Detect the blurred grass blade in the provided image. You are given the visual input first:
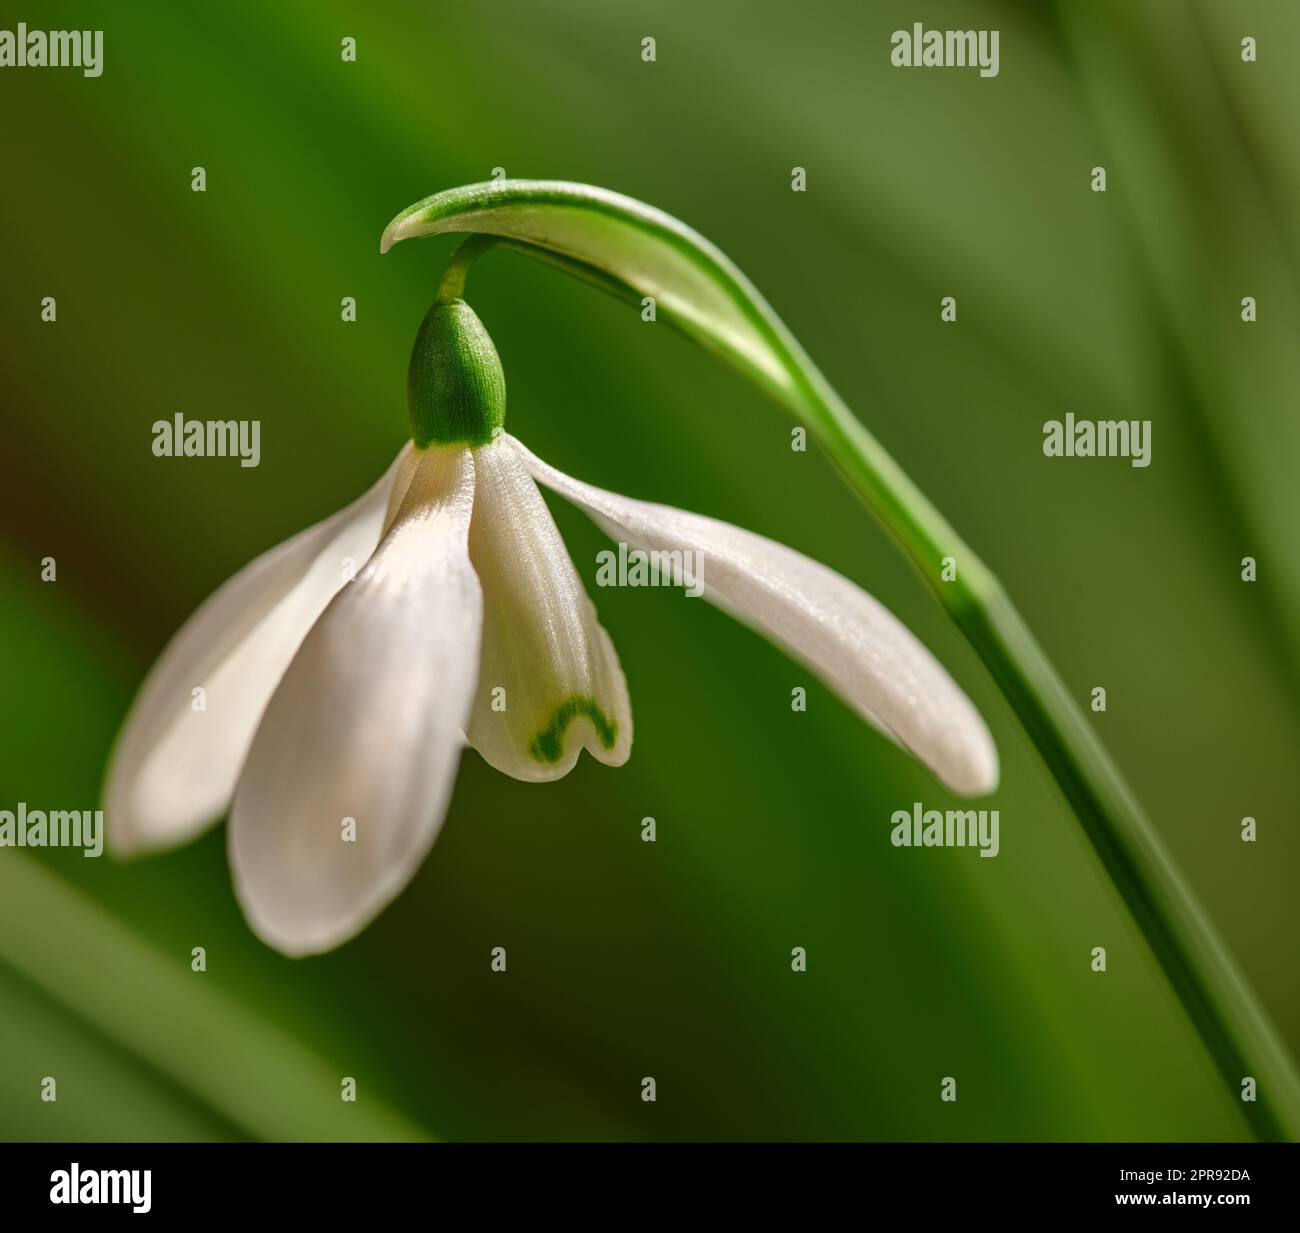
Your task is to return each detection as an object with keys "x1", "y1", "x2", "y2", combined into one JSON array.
[
  {"x1": 0, "y1": 854, "x2": 432, "y2": 1142},
  {"x1": 384, "y1": 179, "x2": 1300, "y2": 1140}
]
